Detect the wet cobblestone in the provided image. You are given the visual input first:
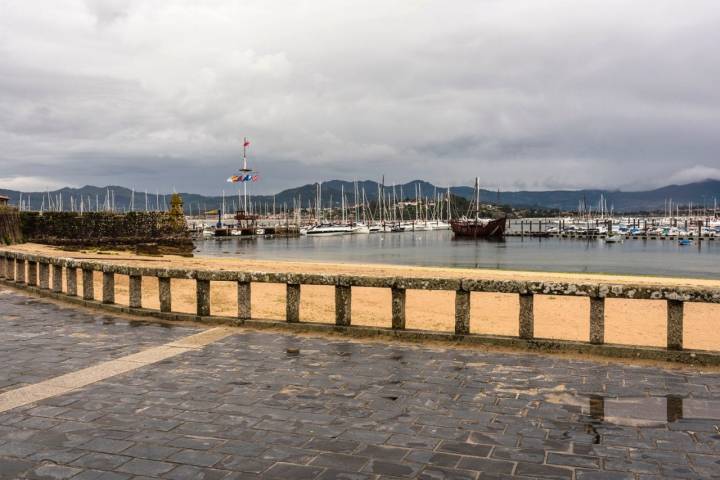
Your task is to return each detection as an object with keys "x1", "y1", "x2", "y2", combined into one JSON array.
[
  {"x1": 0, "y1": 289, "x2": 198, "y2": 394},
  {"x1": 1, "y1": 289, "x2": 720, "y2": 478}
]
